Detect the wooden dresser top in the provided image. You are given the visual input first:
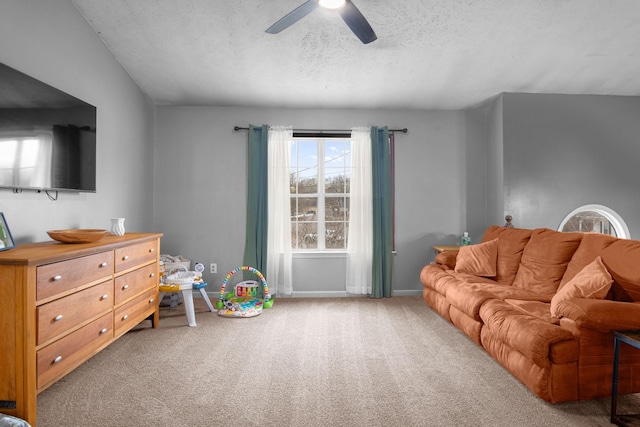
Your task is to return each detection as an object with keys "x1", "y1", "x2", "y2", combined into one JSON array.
[{"x1": 0, "y1": 232, "x2": 163, "y2": 266}]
